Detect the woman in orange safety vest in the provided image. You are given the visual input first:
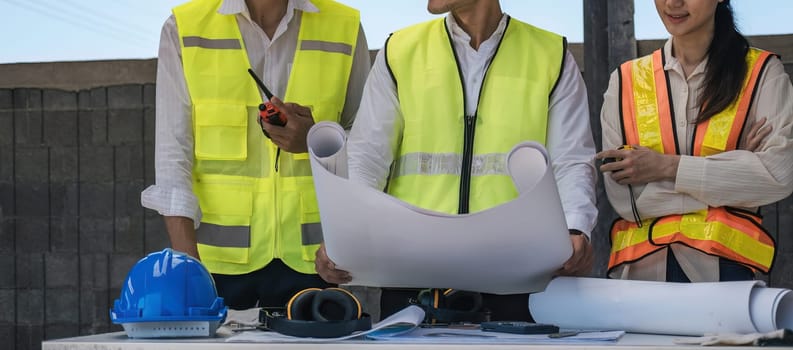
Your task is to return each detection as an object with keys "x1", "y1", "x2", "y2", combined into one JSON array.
[{"x1": 596, "y1": 0, "x2": 793, "y2": 282}]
